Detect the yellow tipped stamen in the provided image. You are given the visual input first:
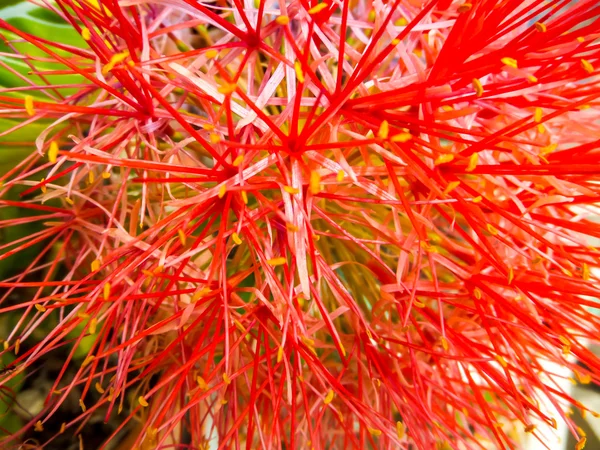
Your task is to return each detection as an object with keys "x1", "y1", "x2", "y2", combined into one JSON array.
[
  {"x1": 177, "y1": 229, "x2": 187, "y2": 246},
  {"x1": 395, "y1": 17, "x2": 408, "y2": 26},
  {"x1": 275, "y1": 15, "x2": 290, "y2": 25},
  {"x1": 391, "y1": 133, "x2": 412, "y2": 143},
  {"x1": 444, "y1": 181, "x2": 460, "y2": 194},
  {"x1": 95, "y1": 382, "x2": 105, "y2": 394},
  {"x1": 3, "y1": 341, "x2": 8, "y2": 351},
  {"x1": 91, "y1": 259, "x2": 100, "y2": 272},
  {"x1": 232, "y1": 232, "x2": 242, "y2": 245},
  {"x1": 294, "y1": 61, "x2": 305, "y2": 83},
  {"x1": 495, "y1": 355, "x2": 508, "y2": 368},
  {"x1": 65, "y1": 197, "x2": 74, "y2": 206},
  {"x1": 583, "y1": 263, "x2": 590, "y2": 281},
  {"x1": 82, "y1": 355, "x2": 95, "y2": 367},
  {"x1": 88, "y1": 171, "x2": 95, "y2": 184},
  {"x1": 581, "y1": 59, "x2": 594, "y2": 74},
  {"x1": 377, "y1": 120, "x2": 389, "y2": 139},
  {"x1": 441, "y1": 336, "x2": 449, "y2": 351},
  {"x1": 14, "y1": 339, "x2": 20, "y2": 355},
  {"x1": 336, "y1": 170, "x2": 345, "y2": 182},
  {"x1": 81, "y1": 27, "x2": 91, "y2": 40},
  {"x1": 534, "y1": 107, "x2": 543, "y2": 123},
  {"x1": 217, "y1": 83, "x2": 236, "y2": 95},
  {"x1": 89, "y1": 318, "x2": 98, "y2": 334},
  {"x1": 466, "y1": 153, "x2": 478, "y2": 172},
  {"x1": 284, "y1": 185, "x2": 299, "y2": 194},
  {"x1": 232, "y1": 154, "x2": 244, "y2": 167},
  {"x1": 508, "y1": 267, "x2": 514, "y2": 284},
  {"x1": 48, "y1": 141, "x2": 59, "y2": 163},
  {"x1": 102, "y1": 51, "x2": 129, "y2": 75},
  {"x1": 527, "y1": 74, "x2": 538, "y2": 83},
  {"x1": 534, "y1": 22, "x2": 547, "y2": 32},
  {"x1": 103, "y1": 282, "x2": 111, "y2": 300},
  {"x1": 391, "y1": 38, "x2": 400, "y2": 46},
  {"x1": 286, "y1": 222, "x2": 299, "y2": 232},
  {"x1": 34, "y1": 421, "x2": 44, "y2": 432},
  {"x1": 24, "y1": 95, "x2": 35, "y2": 116},
  {"x1": 205, "y1": 49, "x2": 218, "y2": 59},
  {"x1": 310, "y1": 171, "x2": 321, "y2": 194},
  {"x1": 525, "y1": 424, "x2": 536, "y2": 433},
  {"x1": 308, "y1": 3, "x2": 328, "y2": 14},
  {"x1": 540, "y1": 143, "x2": 557, "y2": 155},
  {"x1": 486, "y1": 224, "x2": 498, "y2": 235},
  {"x1": 277, "y1": 346, "x2": 284, "y2": 363},
  {"x1": 209, "y1": 133, "x2": 221, "y2": 144},
  {"x1": 474, "y1": 288, "x2": 482, "y2": 299},
  {"x1": 435, "y1": 154, "x2": 454, "y2": 165},
  {"x1": 324, "y1": 389, "x2": 334, "y2": 404},
  {"x1": 576, "y1": 437, "x2": 586, "y2": 450},
  {"x1": 139, "y1": 396, "x2": 149, "y2": 407},
  {"x1": 218, "y1": 184, "x2": 227, "y2": 198},
  {"x1": 59, "y1": 422, "x2": 66, "y2": 434},
  {"x1": 197, "y1": 376, "x2": 208, "y2": 390},
  {"x1": 223, "y1": 373, "x2": 231, "y2": 385},
  {"x1": 396, "y1": 421, "x2": 405, "y2": 439},
  {"x1": 267, "y1": 257, "x2": 286, "y2": 266},
  {"x1": 501, "y1": 57, "x2": 518, "y2": 69},
  {"x1": 457, "y1": 3, "x2": 472, "y2": 13},
  {"x1": 241, "y1": 190, "x2": 248, "y2": 204},
  {"x1": 101, "y1": 171, "x2": 111, "y2": 179},
  {"x1": 472, "y1": 78, "x2": 484, "y2": 97},
  {"x1": 79, "y1": 398, "x2": 86, "y2": 412},
  {"x1": 35, "y1": 304, "x2": 46, "y2": 313},
  {"x1": 577, "y1": 36, "x2": 585, "y2": 43},
  {"x1": 368, "y1": 427, "x2": 382, "y2": 437}
]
